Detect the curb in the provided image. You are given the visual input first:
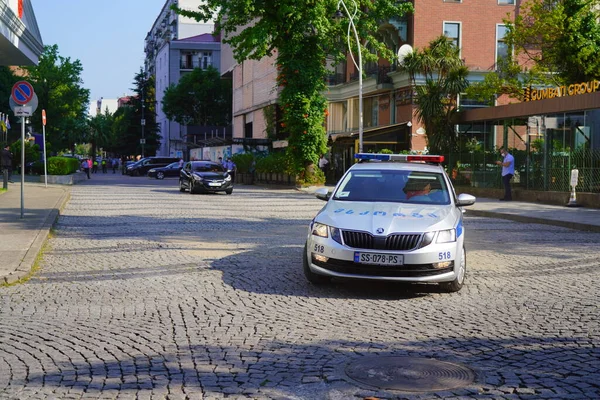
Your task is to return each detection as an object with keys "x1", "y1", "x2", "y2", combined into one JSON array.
[
  {"x1": 466, "y1": 209, "x2": 600, "y2": 233},
  {"x1": 2, "y1": 188, "x2": 71, "y2": 284}
]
